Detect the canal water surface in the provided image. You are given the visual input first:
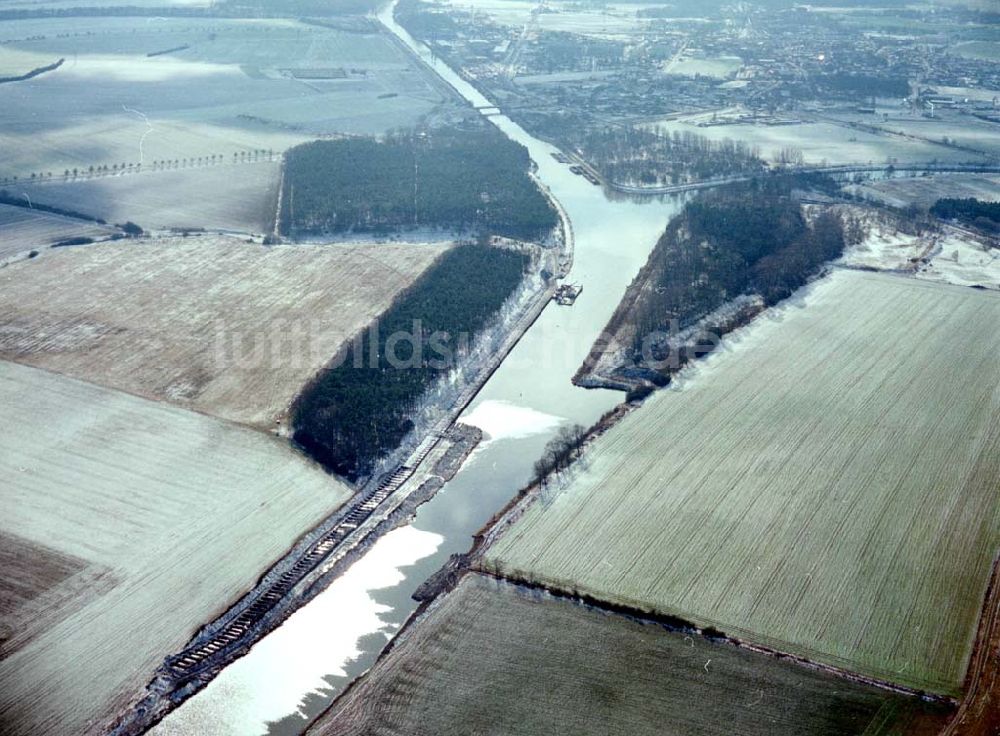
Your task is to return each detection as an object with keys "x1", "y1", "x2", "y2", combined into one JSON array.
[{"x1": 151, "y1": 5, "x2": 682, "y2": 734}]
